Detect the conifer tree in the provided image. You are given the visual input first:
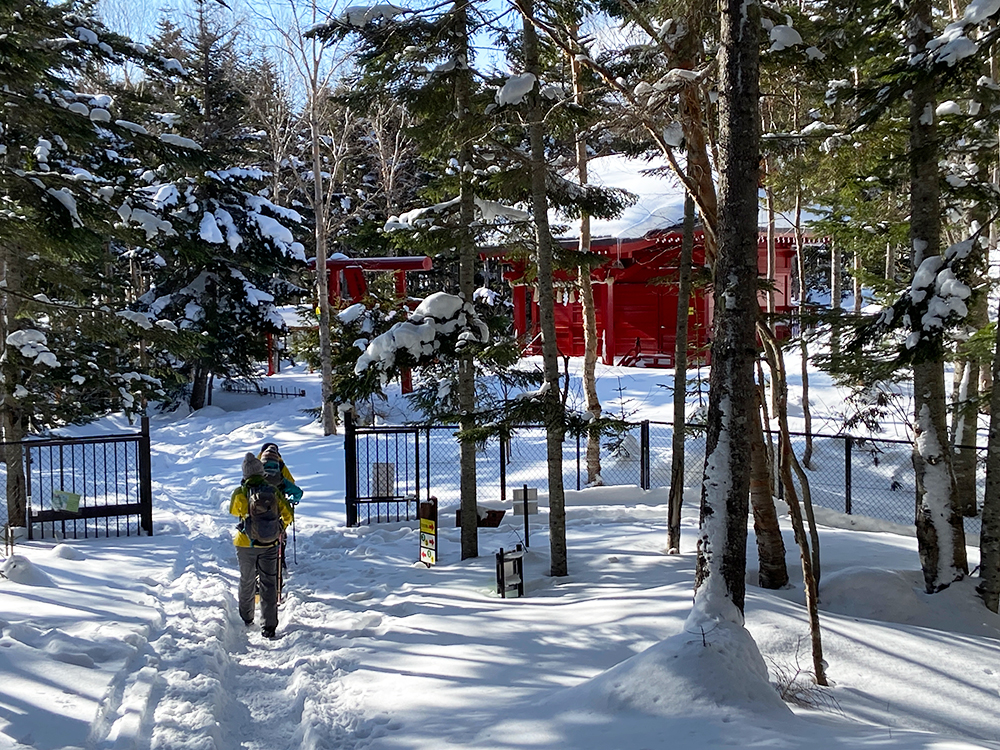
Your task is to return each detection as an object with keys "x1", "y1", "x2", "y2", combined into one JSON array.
[
  {"x1": 132, "y1": 2, "x2": 307, "y2": 410},
  {"x1": 0, "y1": 0, "x2": 209, "y2": 523}
]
